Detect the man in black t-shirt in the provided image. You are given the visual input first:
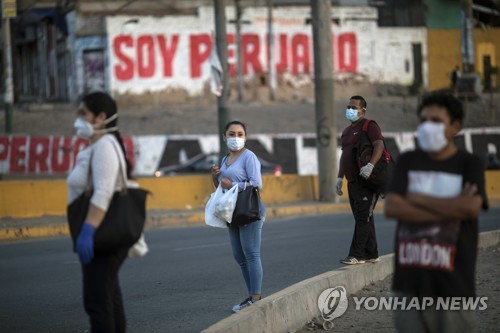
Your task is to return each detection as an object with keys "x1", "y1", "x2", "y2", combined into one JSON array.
[
  {"x1": 336, "y1": 95, "x2": 385, "y2": 265},
  {"x1": 385, "y1": 91, "x2": 489, "y2": 332}
]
